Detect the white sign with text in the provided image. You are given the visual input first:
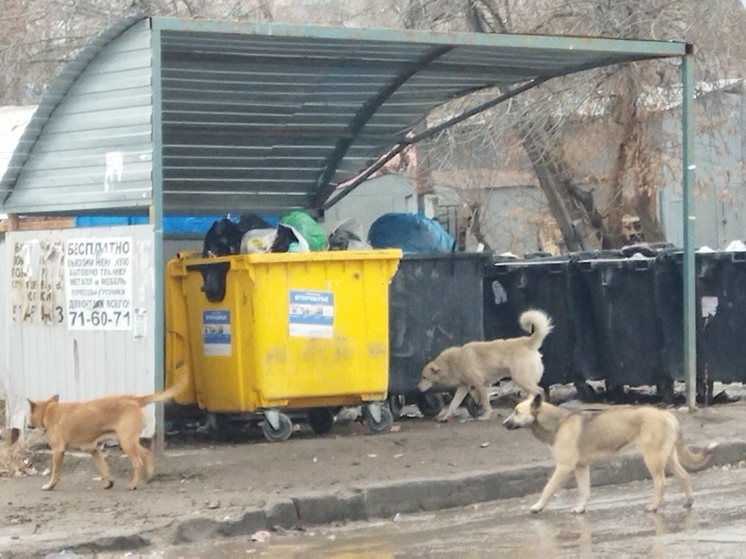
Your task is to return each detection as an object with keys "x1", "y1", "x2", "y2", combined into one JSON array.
[{"x1": 64, "y1": 237, "x2": 133, "y2": 330}]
